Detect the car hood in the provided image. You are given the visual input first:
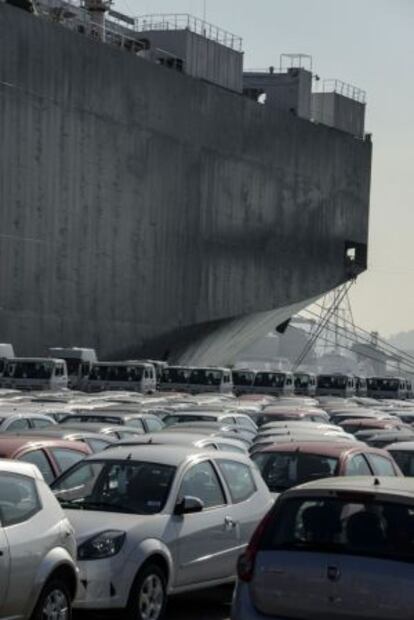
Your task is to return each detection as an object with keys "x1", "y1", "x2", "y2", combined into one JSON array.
[{"x1": 64, "y1": 508, "x2": 159, "y2": 544}]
